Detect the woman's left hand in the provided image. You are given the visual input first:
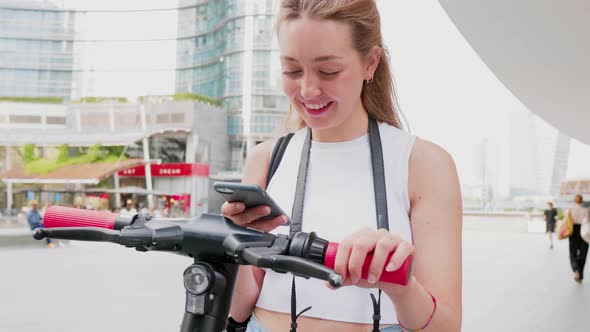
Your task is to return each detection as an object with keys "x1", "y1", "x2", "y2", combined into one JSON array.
[{"x1": 331, "y1": 227, "x2": 415, "y2": 295}]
